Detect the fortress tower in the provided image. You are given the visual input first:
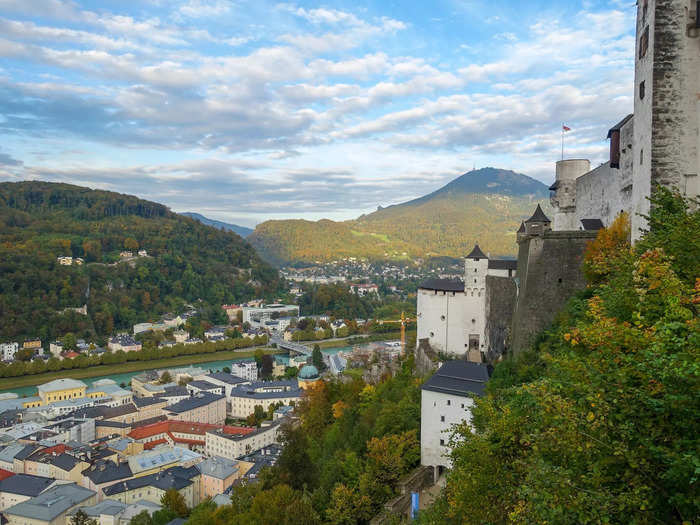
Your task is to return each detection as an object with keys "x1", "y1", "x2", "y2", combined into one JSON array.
[{"x1": 549, "y1": 159, "x2": 590, "y2": 230}]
